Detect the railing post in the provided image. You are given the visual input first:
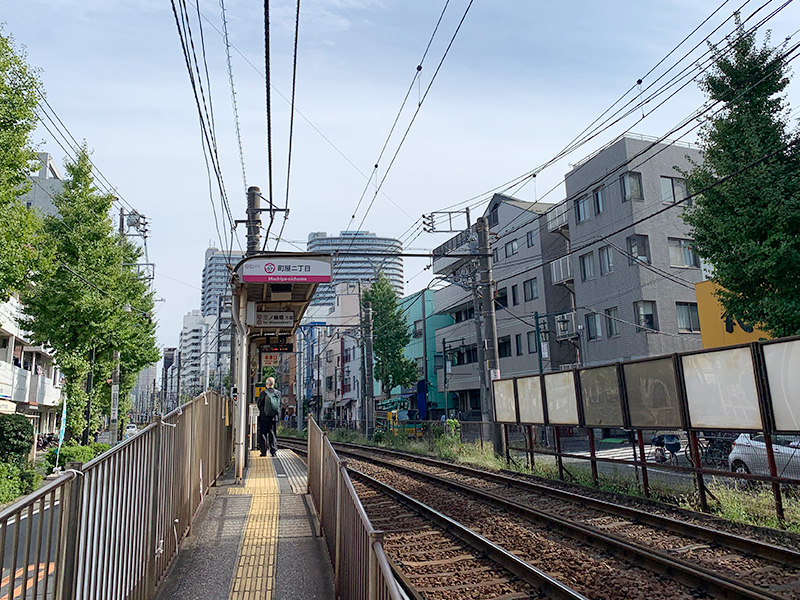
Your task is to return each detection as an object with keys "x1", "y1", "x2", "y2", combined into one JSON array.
[
  {"x1": 318, "y1": 432, "x2": 325, "y2": 537},
  {"x1": 334, "y1": 460, "x2": 347, "y2": 593},
  {"x1": 144, "y1": 415, "x2": 163, "y2": 595},
  {"x1": 368, "y1": 530, "x2": 384, "y2": 600},
  {"x1": 55, "y1": 472, "x2": 84, "y2": 600},
  {"x1": 636, "y1": 430, "x2": 650, "y2": 498}
]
